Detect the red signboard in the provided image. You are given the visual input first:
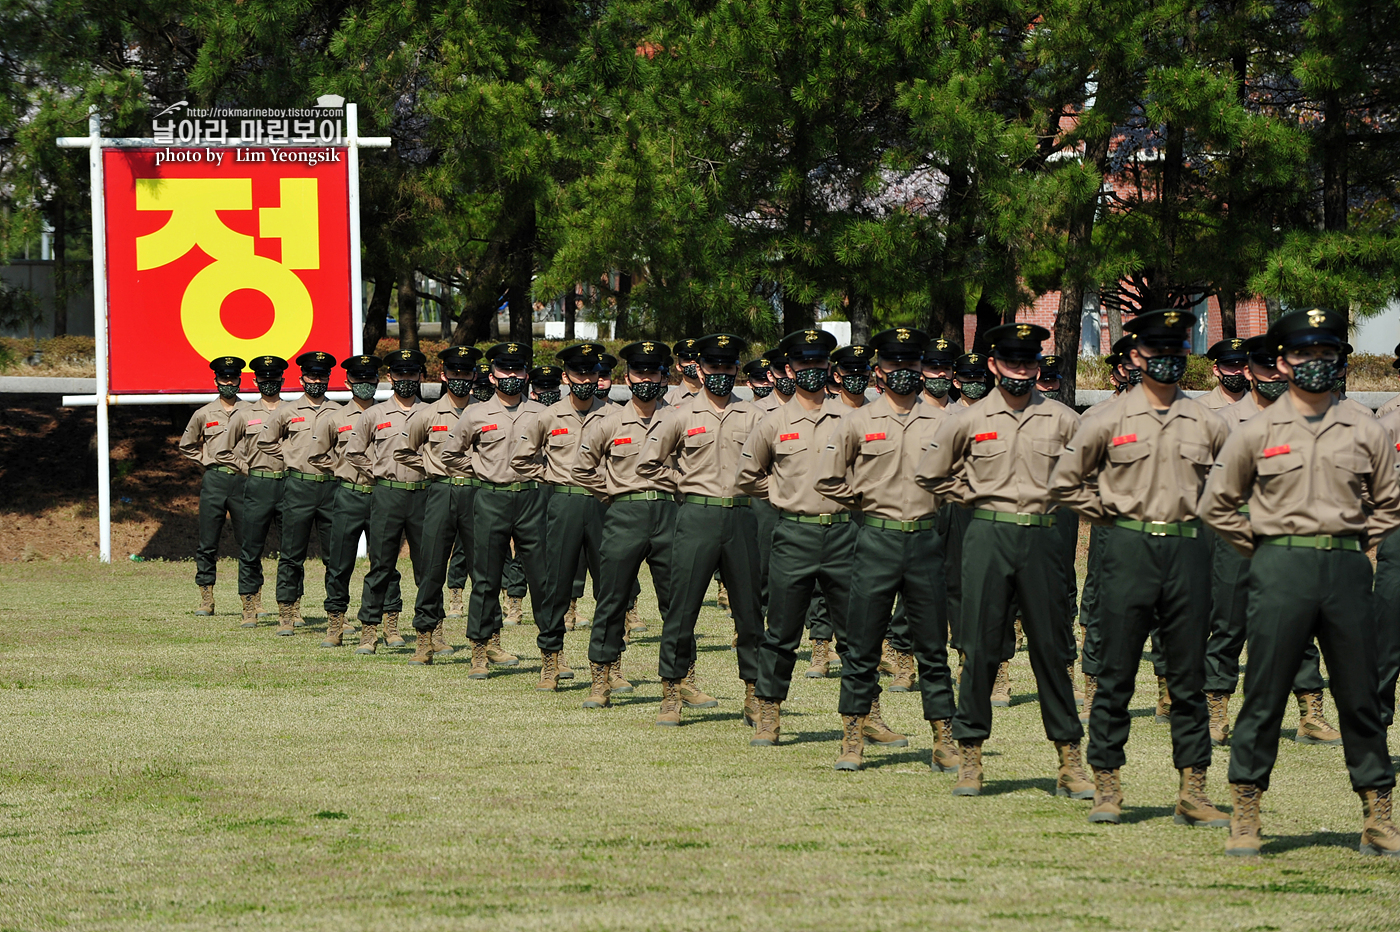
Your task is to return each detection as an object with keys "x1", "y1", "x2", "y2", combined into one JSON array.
[{"x1": 103, "y1": 147, "x2": 352, "y2": 392}]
